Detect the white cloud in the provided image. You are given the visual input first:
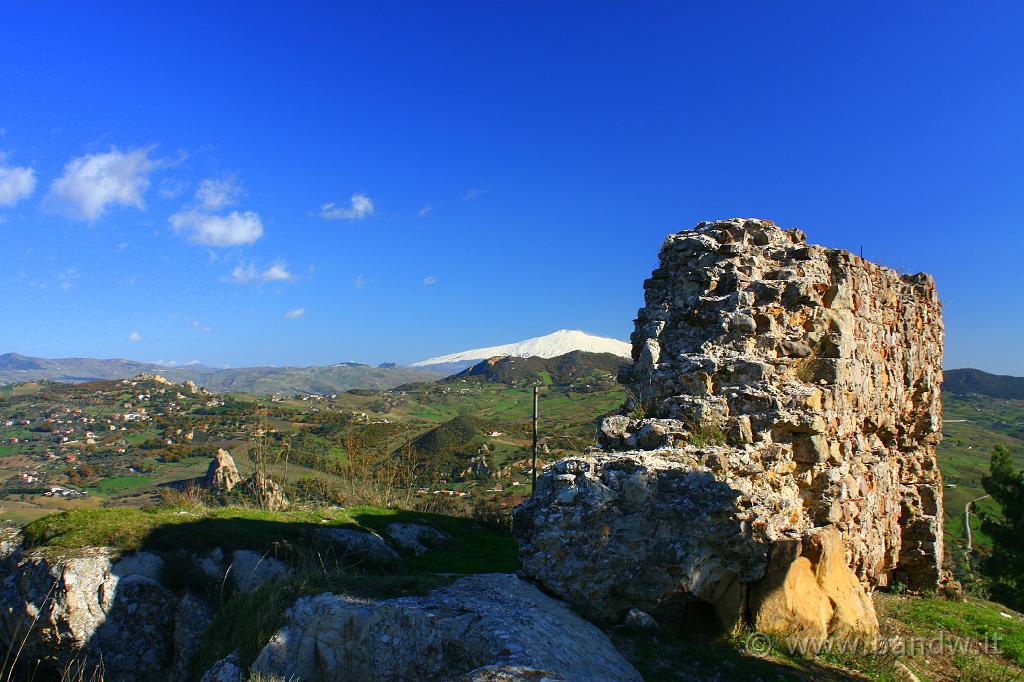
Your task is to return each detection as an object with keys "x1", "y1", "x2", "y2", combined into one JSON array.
[
  {"x1": 195, "y1": 175, "x2": 242, "y2": 210},
  {"x1": 191, "y1": 320, "x2": 212, "y2": 333},
  {"x1": 320, "y1": 193, "x2": 373, "y2": 221},
  {"x1": 226, "y1": 260, "x2": 293, "y2": 284},
  {"x1": 423, "y1": 275, "x2": 437, "y2": 285},
  {"x1": 418, "y1": 205, "x2": 431, "y2": 218},
  {"x1": 463, "y1": 187, "x2": 484, "y2": 201},
  {"x1": 353, "y1": 274, "x2": 366, "y2": 289},
  {"x1": 46, "y1": 146, "x2": 160, "y2": 220},
  {"x1": 0, "y1": 154, "x2": 36, "y2": 206},
  {"x1": 284, "y1": 308, "x2": 305, "y2": 320},
  {"x1": 262, "y1": 260, "x2": 293, "y2": 281},
  {"x1": 170, "y1": 209, "x2": 263, "y2": 246},
  {"x1": 169, "y1": 175, "x2": 263, "y2": 247},
  {"x1": 128, "y1": 331, "x2": 142, "y2": 342}
]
